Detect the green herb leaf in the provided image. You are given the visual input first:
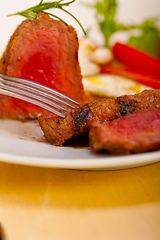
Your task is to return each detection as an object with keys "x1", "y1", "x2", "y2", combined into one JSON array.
[
  {"x1": 19, "y1": 11, "x2": 37, "y2": 20},
  {"x1": 84, "y1": 0, "x2": 160, "y2": 57},
  {"x1": 8, "y1": 0, "x2": 86, "y2": 35},
  {"x1": 128, "y1": 18, "x2": 160, "y2": 58},
  {"x1": 94, "y1": 0, "x2": 115, "y2": 46},
  {"x1": 91, "y1": 0, "x2": 128, "y2": 47}
]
